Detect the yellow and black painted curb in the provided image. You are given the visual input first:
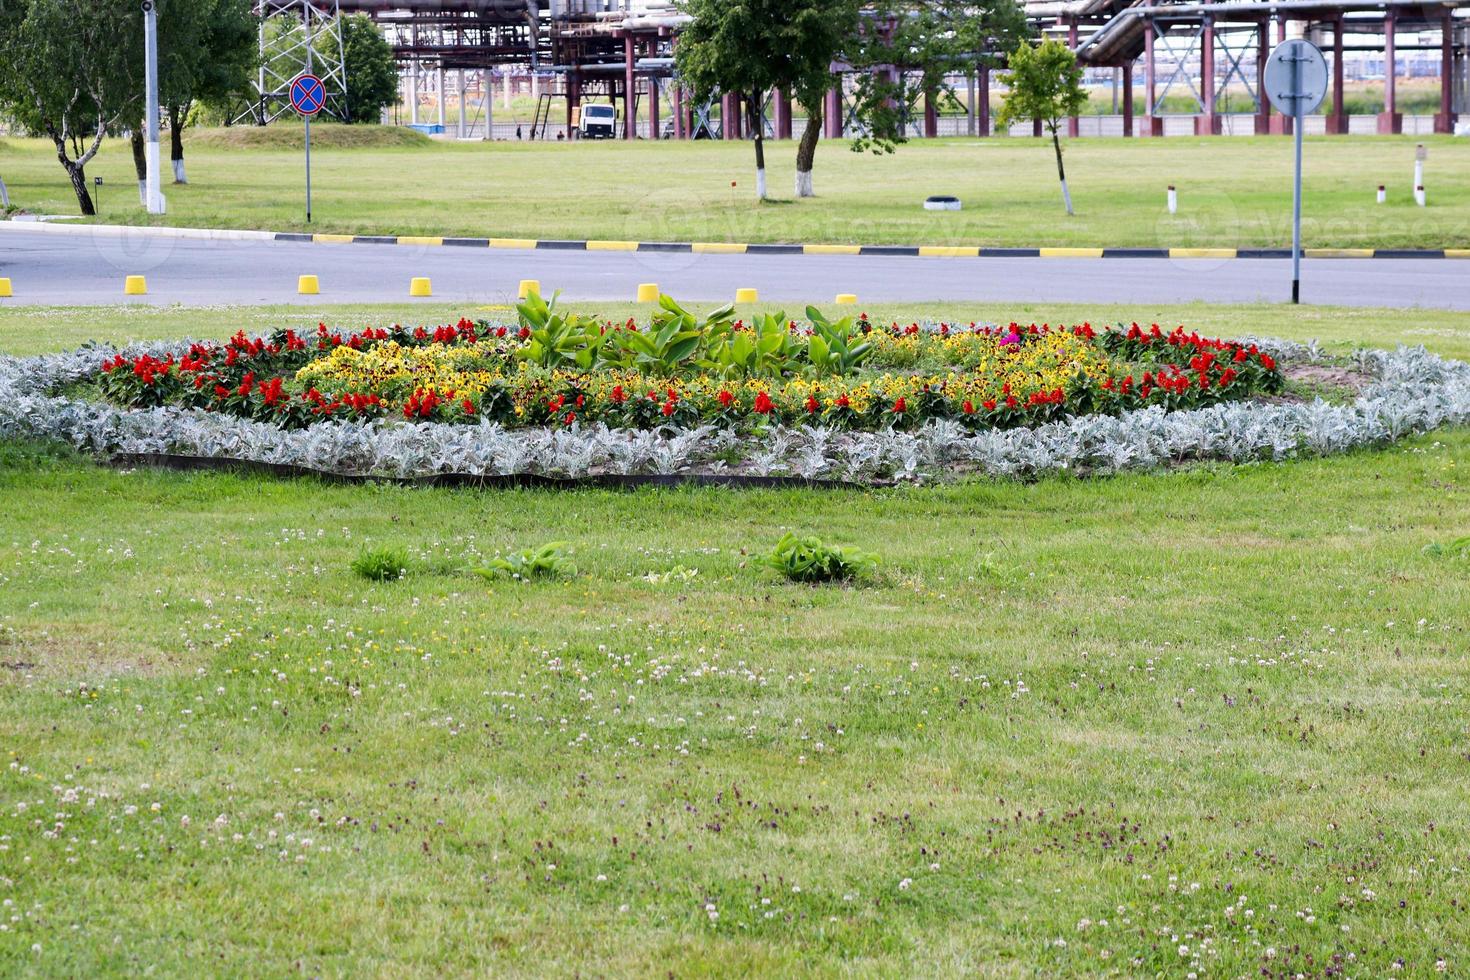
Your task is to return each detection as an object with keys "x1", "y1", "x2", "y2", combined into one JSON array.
[{"x1": 276, "y1": 233, "x2": 1470, "y2": 261}]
